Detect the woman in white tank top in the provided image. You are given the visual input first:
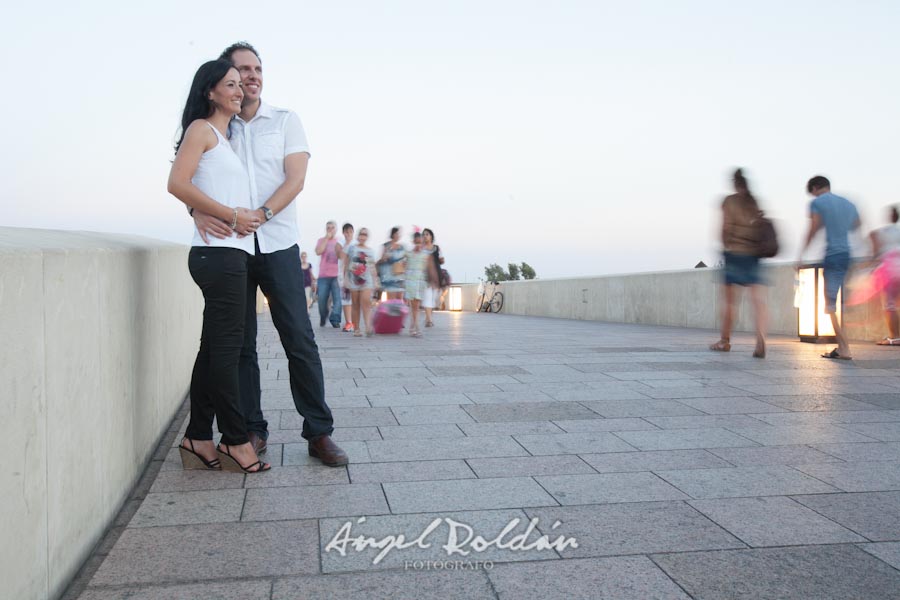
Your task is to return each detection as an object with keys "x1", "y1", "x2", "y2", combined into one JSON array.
[{"x1": 167, "y1": 59, "x2": 269, "y2": 473}]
